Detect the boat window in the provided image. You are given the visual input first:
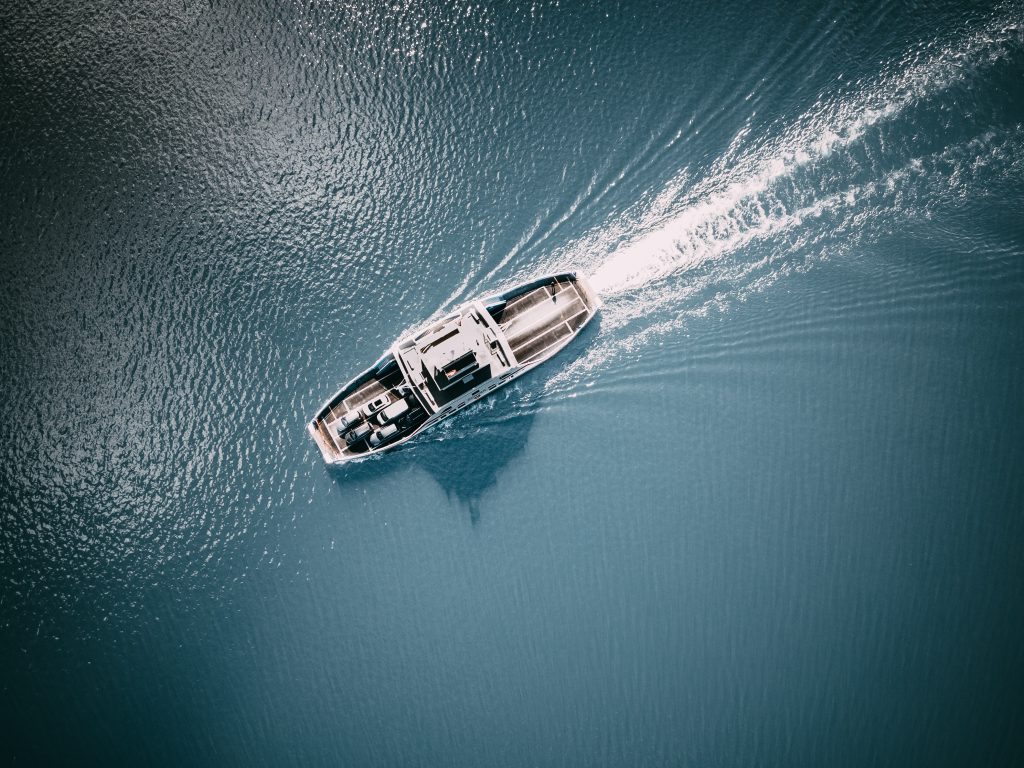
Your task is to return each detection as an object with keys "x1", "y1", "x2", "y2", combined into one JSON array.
[{"x1": 436, "y1": 351, "x2": 479, "y2": 389}]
